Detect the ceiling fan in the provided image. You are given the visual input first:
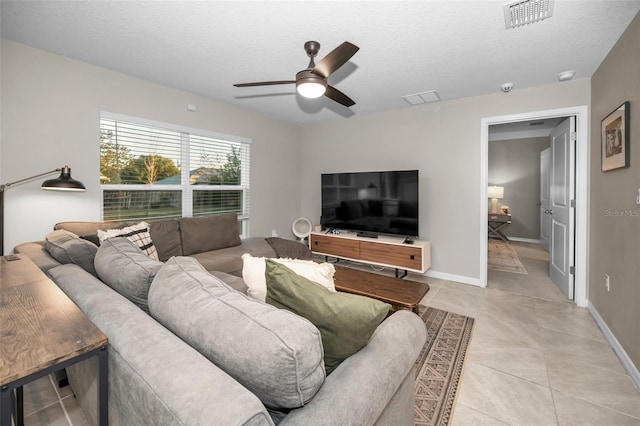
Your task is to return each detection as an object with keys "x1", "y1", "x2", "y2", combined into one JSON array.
[{"x1": 233, "y1": 41, "x2": 359, "y2": 107}]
